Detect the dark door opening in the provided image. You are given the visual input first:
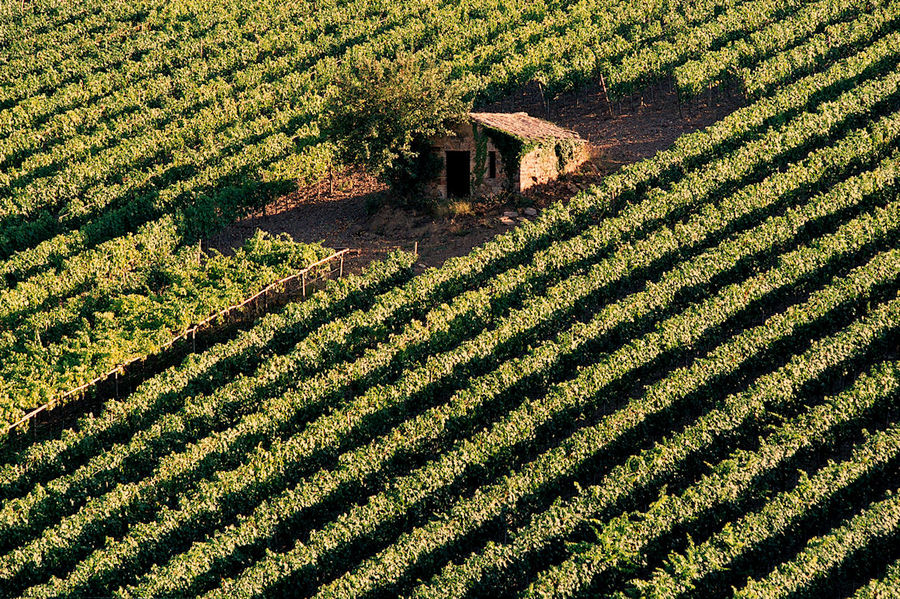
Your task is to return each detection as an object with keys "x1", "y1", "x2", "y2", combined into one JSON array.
[{"x1": 446, "y1": 151, "x2": 470, "y2": 198}]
